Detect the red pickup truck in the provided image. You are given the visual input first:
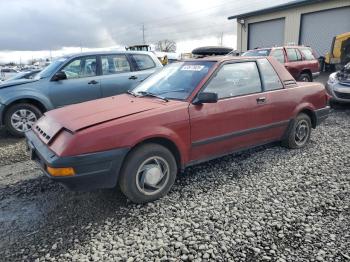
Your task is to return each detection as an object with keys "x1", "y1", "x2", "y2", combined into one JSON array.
[
  {"x1": 242, "y1": 46, "x2": 320, "y2": 82},
  {"x1": 26, "y1": 56, "x2": 329, "y2": 203}
]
